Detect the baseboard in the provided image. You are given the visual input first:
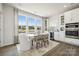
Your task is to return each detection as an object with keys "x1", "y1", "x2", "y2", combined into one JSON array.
[{"x1": 0, "y1": 43, "x2": 17, "y2": 48}]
